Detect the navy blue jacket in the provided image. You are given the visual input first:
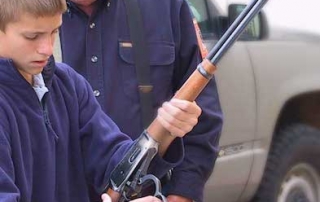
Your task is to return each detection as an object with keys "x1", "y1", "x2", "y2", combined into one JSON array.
[
  {"x1": 60, "y1": 0, "x2": 223, "y2": 200},
  {"x1": 0, "y1": 58, "x2": 183, "y2": 202}
]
